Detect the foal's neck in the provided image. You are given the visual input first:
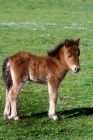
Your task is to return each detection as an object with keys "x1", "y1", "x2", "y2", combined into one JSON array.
[{"x1": 55, "y1": 50, "x2": 68, "y2": 72}]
